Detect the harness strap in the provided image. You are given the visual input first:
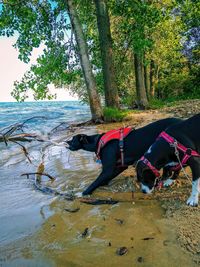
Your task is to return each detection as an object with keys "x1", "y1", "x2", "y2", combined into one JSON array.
[
  {"x1": 119, "y1": 128, "x2": 124, "y2": 166},
  {"x1": 96, "y1": 127, "x2": 132, "y2": 166},
  {"x1": 140, "y1": 131, "x2": 200, "y2": 178},
  {"x1": 140, "y1": 156, "x2": 160, "y2": 177},
  {"x1": 159, "y1": 131, "x2": 200, "y2": 171}
]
